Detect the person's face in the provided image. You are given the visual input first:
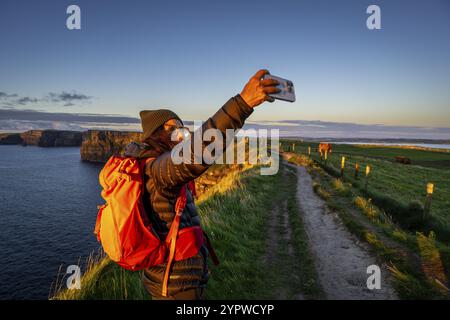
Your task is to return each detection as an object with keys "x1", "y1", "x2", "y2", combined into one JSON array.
[{"x1": 160, "y1": 119, "x2": 189, "y2": 149}]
